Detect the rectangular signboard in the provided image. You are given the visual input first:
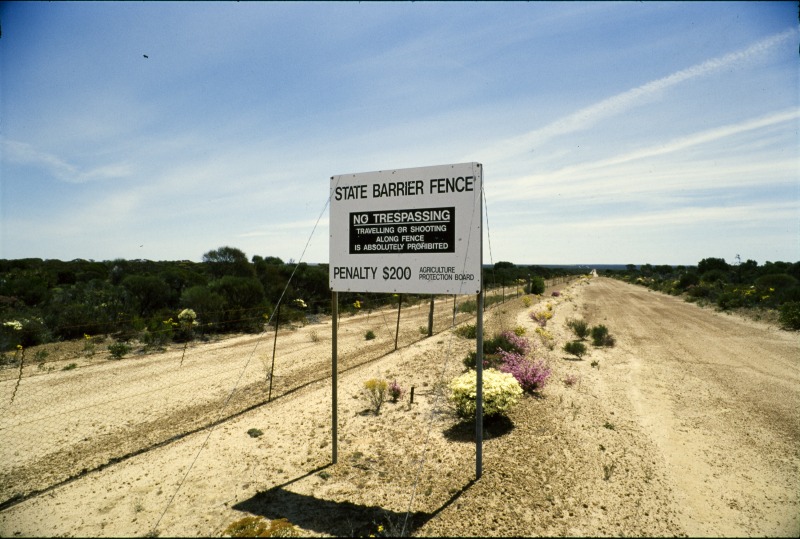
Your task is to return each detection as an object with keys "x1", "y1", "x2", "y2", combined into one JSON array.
[{"x1": 329, "y1": 162, "x2": 482, "y2": 294}]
